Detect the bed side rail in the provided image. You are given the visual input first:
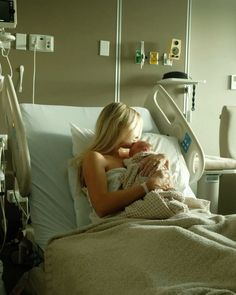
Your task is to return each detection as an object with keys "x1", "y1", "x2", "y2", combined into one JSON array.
[
  {"x1": 1, "y1": 75, "x2": 31, "y2": 197},
  {"x1": 144, "y1": 84, "x2": 205, "y2": 184}
]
